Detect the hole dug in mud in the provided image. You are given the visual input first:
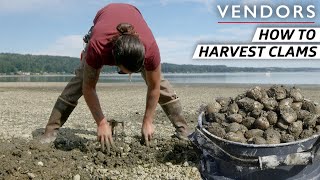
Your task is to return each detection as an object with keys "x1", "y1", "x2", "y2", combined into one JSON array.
[{"x1": 1, "y1": 128, "x2": 199, "y2": 179}]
